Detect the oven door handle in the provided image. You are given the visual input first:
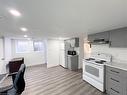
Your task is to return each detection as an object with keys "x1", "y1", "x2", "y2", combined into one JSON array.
[{"x1": 85, "y1": 62, "x2": 103, "y2": 69}]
